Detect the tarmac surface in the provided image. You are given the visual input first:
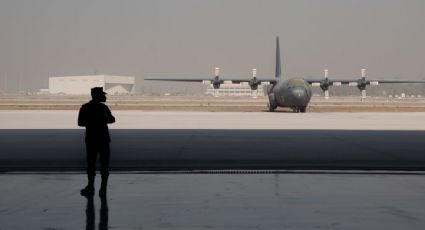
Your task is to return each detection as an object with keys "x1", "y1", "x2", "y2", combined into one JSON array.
[
  {"x1": 1, "y1": 110, "x2": 425, "y2": 130},
  {"x1": 1, "y1": 111, "x2": 425, "y2": 171},
  {"x1": 2, "y1": 111, "x2": 425, "y2": 229},
  {"x1": 2, "y1": 173, "x2": 425, "y2": 230}
]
